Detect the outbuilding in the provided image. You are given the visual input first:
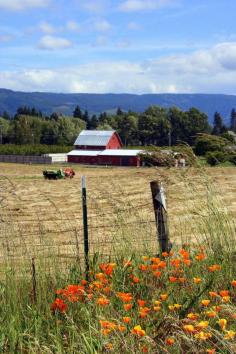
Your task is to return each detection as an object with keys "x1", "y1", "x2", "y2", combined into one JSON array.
[{"x1": 67, "y1": 130, "x2": 142, "y2": 167}]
